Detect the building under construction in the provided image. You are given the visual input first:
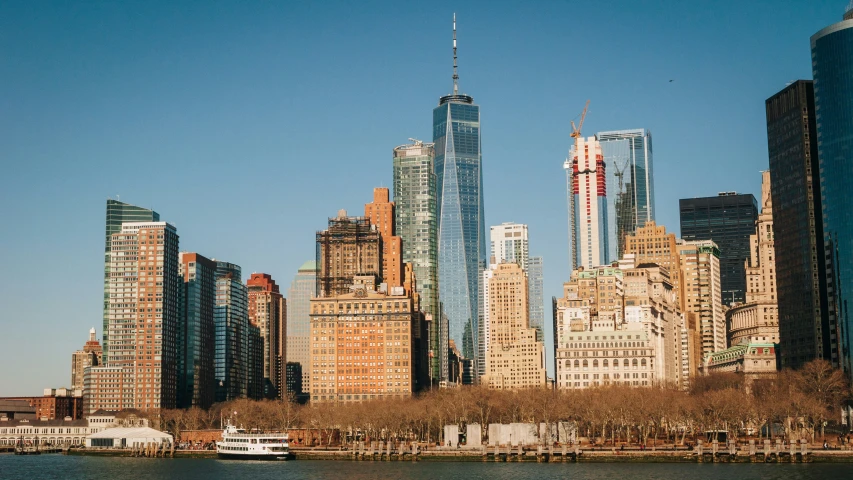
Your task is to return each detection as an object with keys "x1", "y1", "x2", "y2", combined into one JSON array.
[{"x1": 315, "y1": 210, "x2": 381, "y2": 297}]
